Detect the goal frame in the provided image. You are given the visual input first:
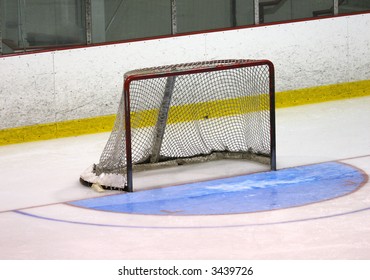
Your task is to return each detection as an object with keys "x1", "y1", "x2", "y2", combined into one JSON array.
[{"x1": 123, "y1": 60, "x2": 276, "y2": 192}]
